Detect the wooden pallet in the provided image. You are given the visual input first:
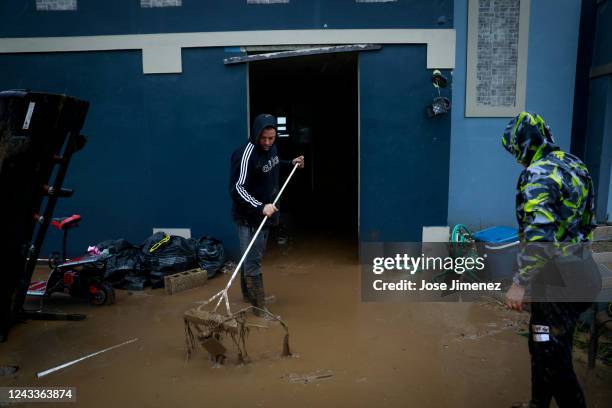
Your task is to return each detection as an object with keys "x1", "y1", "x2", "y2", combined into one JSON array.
[{"x1": 164, "y1": 268, "x2": 208, "y2": 295}]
